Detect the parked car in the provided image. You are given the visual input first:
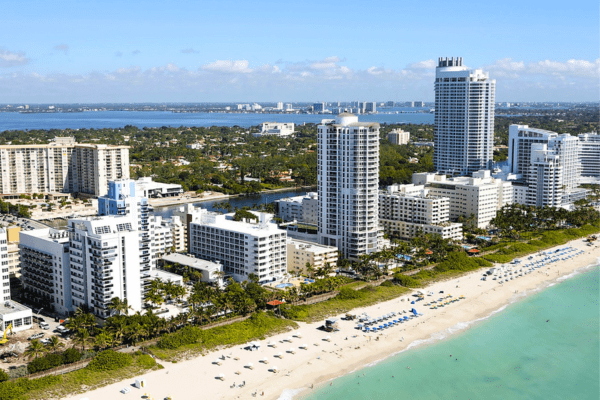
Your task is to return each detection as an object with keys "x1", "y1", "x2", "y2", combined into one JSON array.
[
  {"x1": 39, "y1": 322, "x2": 50, "y2": 330},
  {"x1": 27, "y1": 333, "x2": 44, "y2": 340}
]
